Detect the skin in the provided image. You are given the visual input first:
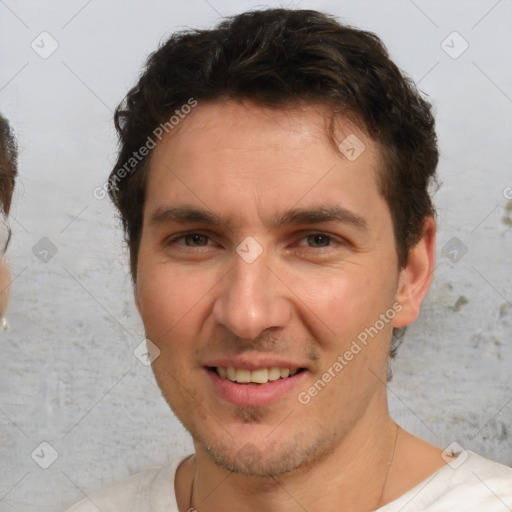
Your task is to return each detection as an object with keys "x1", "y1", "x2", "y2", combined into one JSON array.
[
  {"x1": 135, "y1": 99, "x2": 444, "y2": 511},
  {"x1": 0, "y1": 257, "x2": 10, "y2": 318}
]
